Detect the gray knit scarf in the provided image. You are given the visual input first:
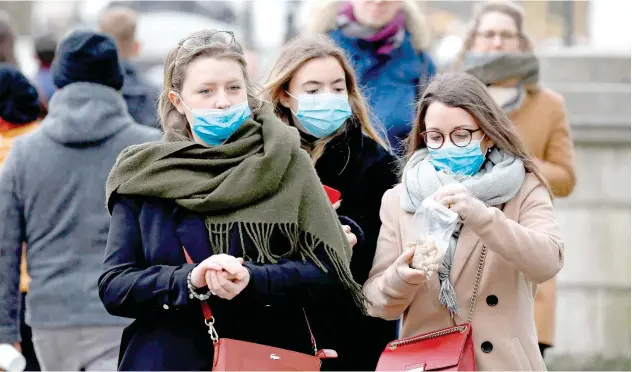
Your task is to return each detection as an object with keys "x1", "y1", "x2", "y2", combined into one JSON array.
[
  {"x1": 462, "y1": 52, "x2": 540, "y2": 114},
  {"x1": 401, "y1": 148, "x2": 525, "y2": 316}
]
